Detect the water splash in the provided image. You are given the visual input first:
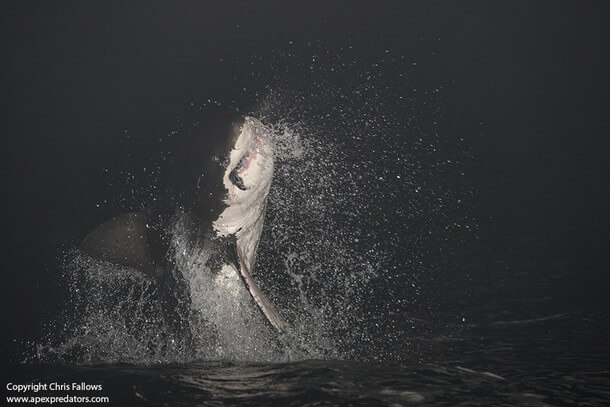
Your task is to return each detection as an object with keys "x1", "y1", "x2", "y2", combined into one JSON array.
[
  {"x1": 169, "y1": 212, "x2": 285, "y2": 362},
  {"x1": 37, "y1": 43, "x2": 477, "y2": 364},
  {"x1": 38, "y1": 121, "x2": 378, "y2": 364},
  {"x1": 37, "y1": 253, "x2": 173, "y2": 364},
  {"x1": 254, "y1": 119, "x2": 380, "y2": 359}
]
